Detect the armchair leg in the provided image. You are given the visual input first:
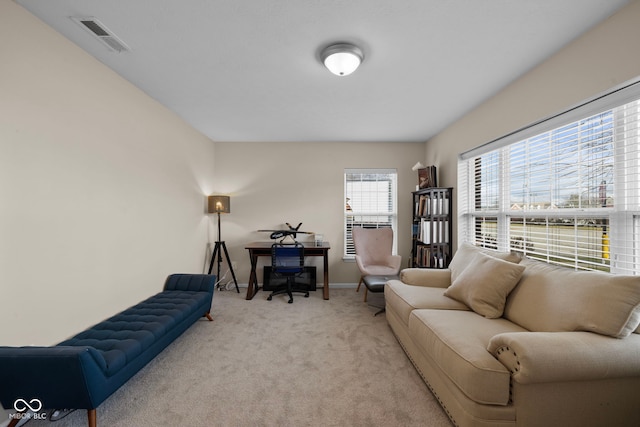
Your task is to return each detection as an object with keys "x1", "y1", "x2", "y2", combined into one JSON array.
[
  {"x1": 356, "y1": 276, "x2": 364, "y2": 292},
  {"x1": 87, "y1": 409, "x2": 96, "y2": 427},
  {"x1": 363, "y1": 286, "x2": 368, "y2": 302},
  {"x1": 8, "y1": 418, "x2": 20, "y2": 427},
  {"x1": 205, "y1": 312, "x2": 213, "y2": 321}
]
